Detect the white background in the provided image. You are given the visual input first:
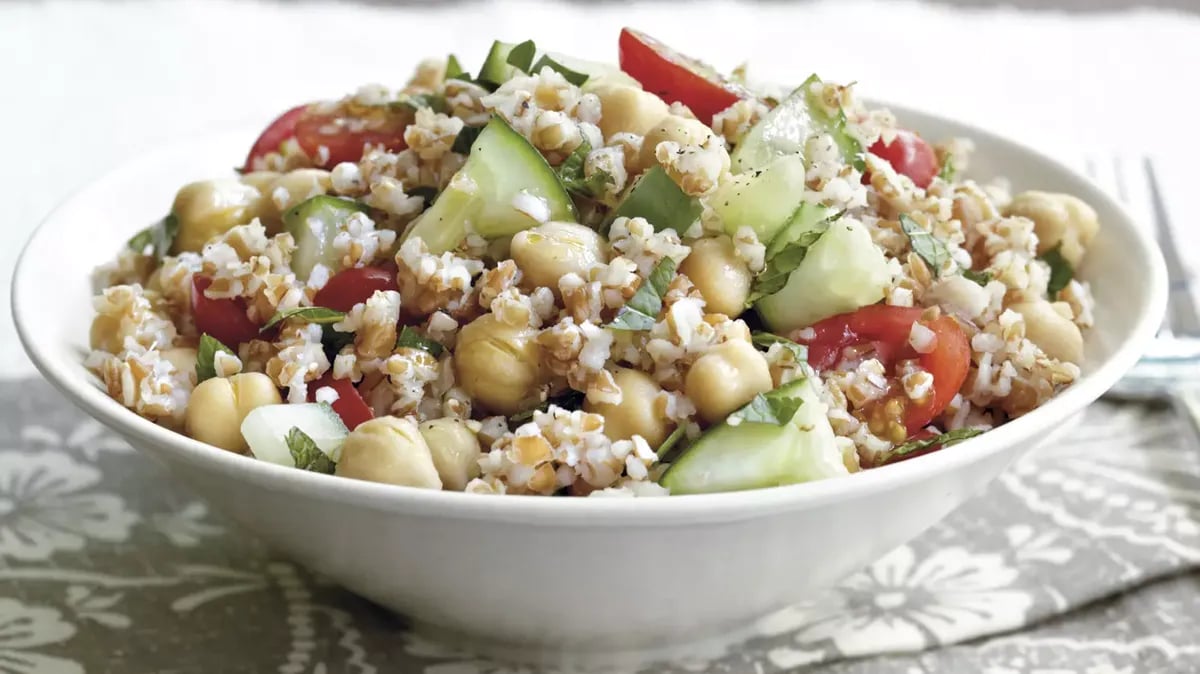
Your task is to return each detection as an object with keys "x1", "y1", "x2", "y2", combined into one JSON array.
[{"x1": 3, "y1": 0, "x2": 1197, "y2": 377}]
